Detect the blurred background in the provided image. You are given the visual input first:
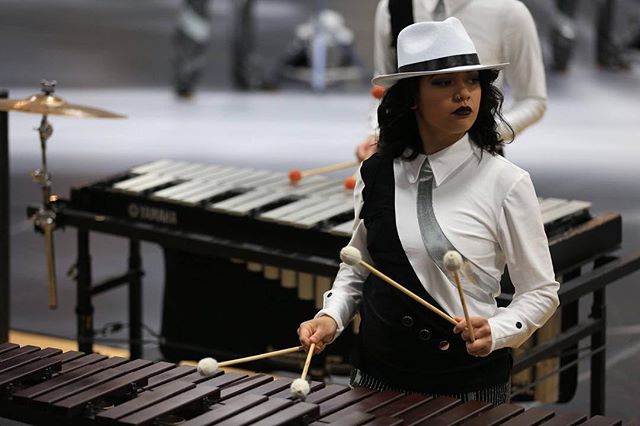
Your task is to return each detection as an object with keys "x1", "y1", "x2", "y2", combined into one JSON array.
[{"x1": 1, "y1": 0, "x2": 640, "y2": 420}]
